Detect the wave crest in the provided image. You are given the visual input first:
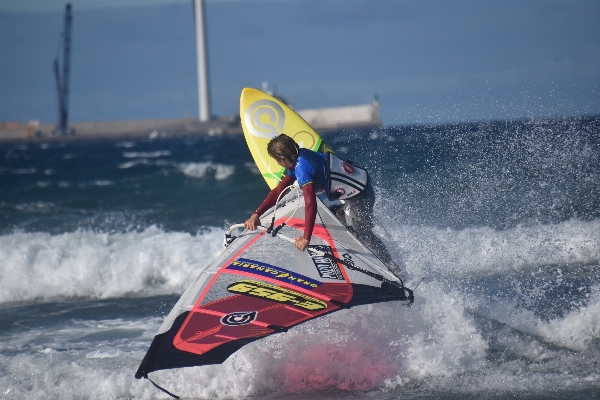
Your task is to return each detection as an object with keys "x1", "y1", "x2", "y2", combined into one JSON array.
[{"x1": 0, "y1": 227, "x2": 225, "y2": 305}]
